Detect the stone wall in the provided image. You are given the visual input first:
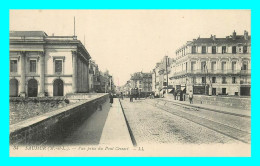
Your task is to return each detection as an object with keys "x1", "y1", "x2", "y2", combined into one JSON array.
[
  {"x1": 9, "y1": 94, "x2": 108, "y2": 145},
  {"x1": 185, "y1": 94, "x2": 251, "y2": 110}
]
